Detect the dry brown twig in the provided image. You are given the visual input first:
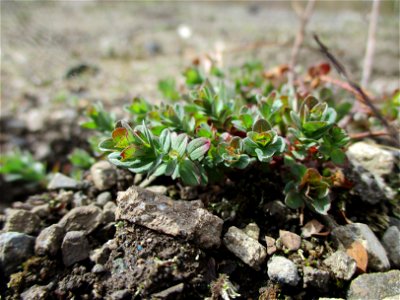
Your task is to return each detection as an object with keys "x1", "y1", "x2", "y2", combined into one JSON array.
[
  {"x1": 313, "y1": 34, "x2": 399, "y2": 147},
  {"x1": 288, "y1": 0, "x2": 317, "y2": 110}
]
